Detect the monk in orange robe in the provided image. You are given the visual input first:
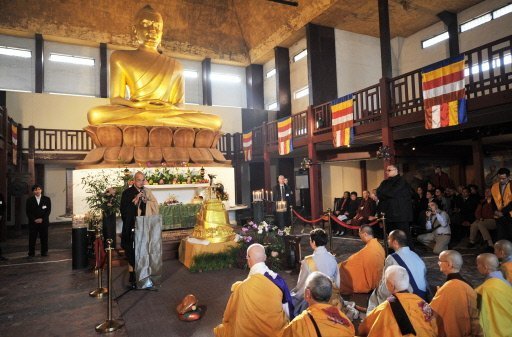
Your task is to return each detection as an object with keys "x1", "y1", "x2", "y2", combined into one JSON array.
[
  {"x1": 429, "y1": 250, "x2": 482, "y2": 337},
  {"x1": 281, "y1": 272, "x2": 355, "y2": 337},
  {"x1": 494, "y1": 239, "x2": 512, "y2": 283},
  {"x1": 338, "y1": 225, "x2": 385, "y2": 295},
  {"x1": 359, "y1": 265, "x2": 437, "y2": 337},
  {"x1": 214, "y1": 244, "x2": 291, "y2": 337}
]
